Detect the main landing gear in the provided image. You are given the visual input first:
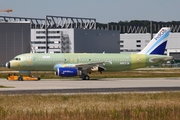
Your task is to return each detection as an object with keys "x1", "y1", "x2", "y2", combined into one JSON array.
[
  {"x1": 82, "y1": 75, "x2": 90, "y2": 80},
  {"x1": 80, "y1": 71, "x2": 90, "y2": 80}
]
